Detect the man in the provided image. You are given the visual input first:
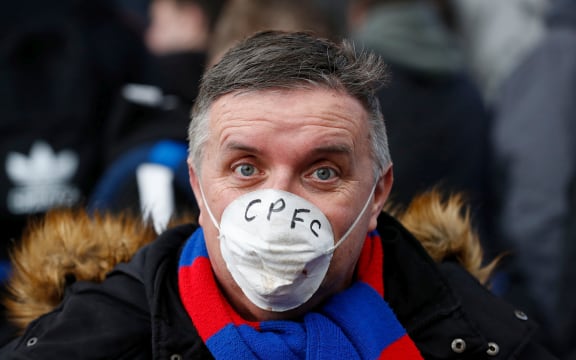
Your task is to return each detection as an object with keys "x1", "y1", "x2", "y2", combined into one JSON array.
[{"x1": 0, "y1": 31, "x2": 556, "y2": 359}]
